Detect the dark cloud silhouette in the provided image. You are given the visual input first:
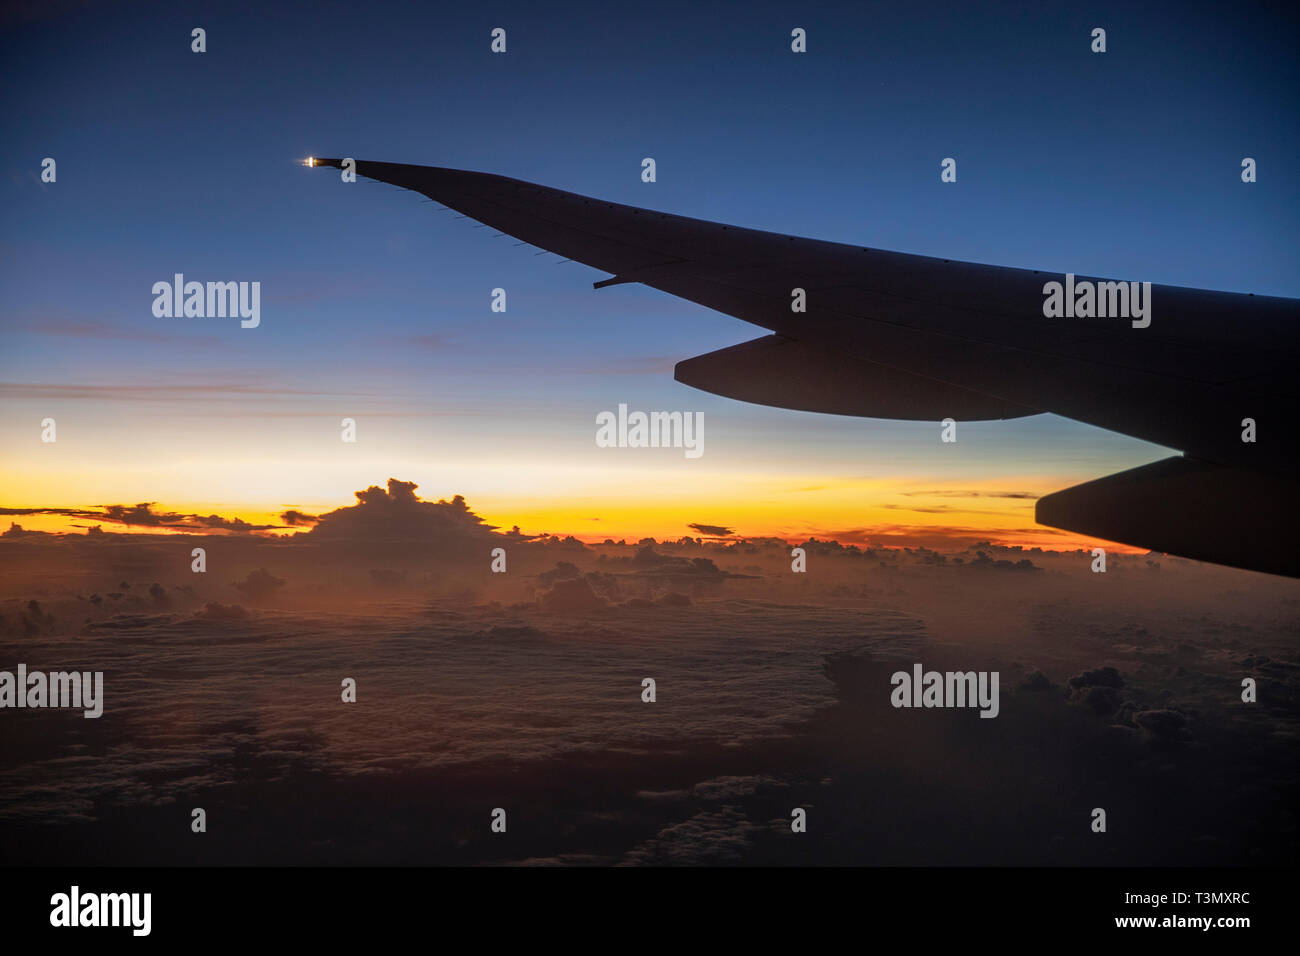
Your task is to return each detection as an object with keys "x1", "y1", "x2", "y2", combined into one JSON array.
[
  {"x1": 965, "y1": 550, "x2": 1040, "y2": 571},
  {"x1": 901, "y1": 489, "x2": 1039, "y2": 500},
  {"x1": 1134, "y1": 709, "x2": 1190, "y2": 744},
  {"x1": 2, "y1": 522, "x2": 43, "y2": 538},
  {"x1": 540, "y1": 577, "x2": 605, "y2": 613},
  {"x1": 190, "y1": 513, "x2": 270, "y2": 532},
  {"x1": 600, "y1": 546, "x2": 746, "y2": 580},
  {"x1": 1065, "y1": 666, "x2": 1126, "y2": 715},
  {"x1": 1068, "y1": 666, "x2": 1125, "y2": 690},
  {"x1": 302, "y1": 479, "x2": 500, "y2": 557},
  {"x1": 538, "y1": 561, "x2": 582, "y2": 585},
  {"x1": 102, "y1": 503, "x2": 277, "y2": 533},
  {"x1": 280, "y1": 509, "x2": 319, "y2": 526},
  {"x1": 0, "y1": 506, "x2": 101, "y2": 518},
  {"x1": 1018, "y1": 670, "x2": 1055, "y2": 692},
  {"x1": 2, "y1": 503, "x2": 278, "y2": 532},
  {"x1": 687, "y1": 523, "x2": 734, "y2": 537},
  {"x1": 1078, "y1": 685, "x2": 1123, "y2": 715},
  {"x1": 101, "y1": 503, "x2": 171, "y2": 527},
  {"x1": 232, "y1": 568, "x2": 286, "y2": 601}
]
